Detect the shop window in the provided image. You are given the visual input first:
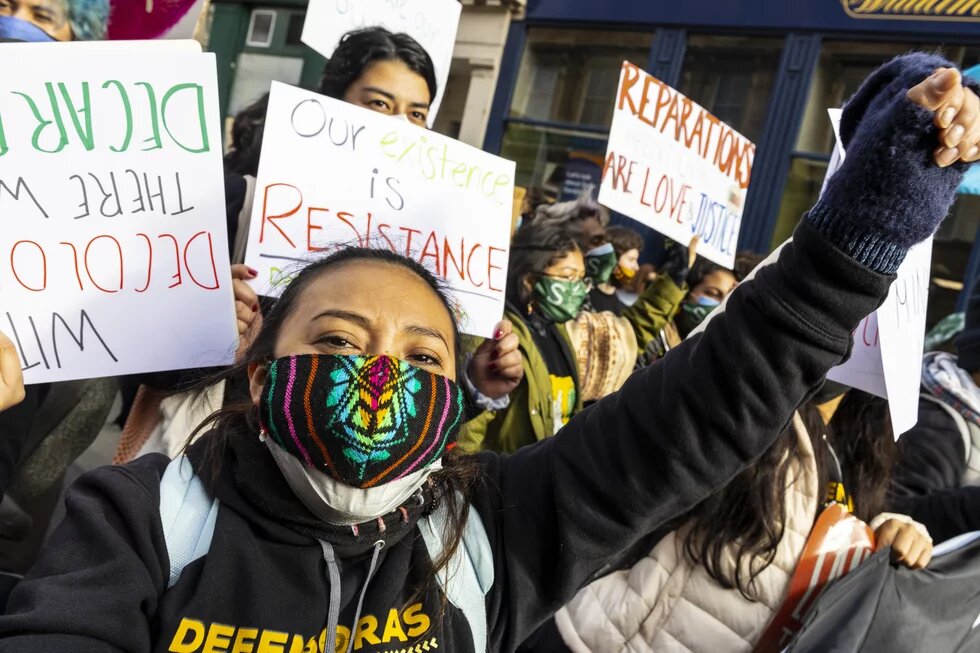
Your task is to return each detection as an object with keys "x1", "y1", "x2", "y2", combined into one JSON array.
[
  {"x1": 285, "y1": 13, "x2": 305, "y2": 46},
  {"x1": 227, "y1": 53, "x2": 304, "y2": 116},
  {"x1": 509, "y1": 28, "x2": 651, "y2": 128},
  {"x1": 246, "y1": 10, "x2": 276, "y2": 48},
  {"x1": 773, "y1": 41, "x2": 980, "y2": 328},
  {"x1": 679, "y1": 35, "x2": 782, "y2": 143},
  {"x1": 499, "y1": 123, "x2": 608, "y2": 201}
]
